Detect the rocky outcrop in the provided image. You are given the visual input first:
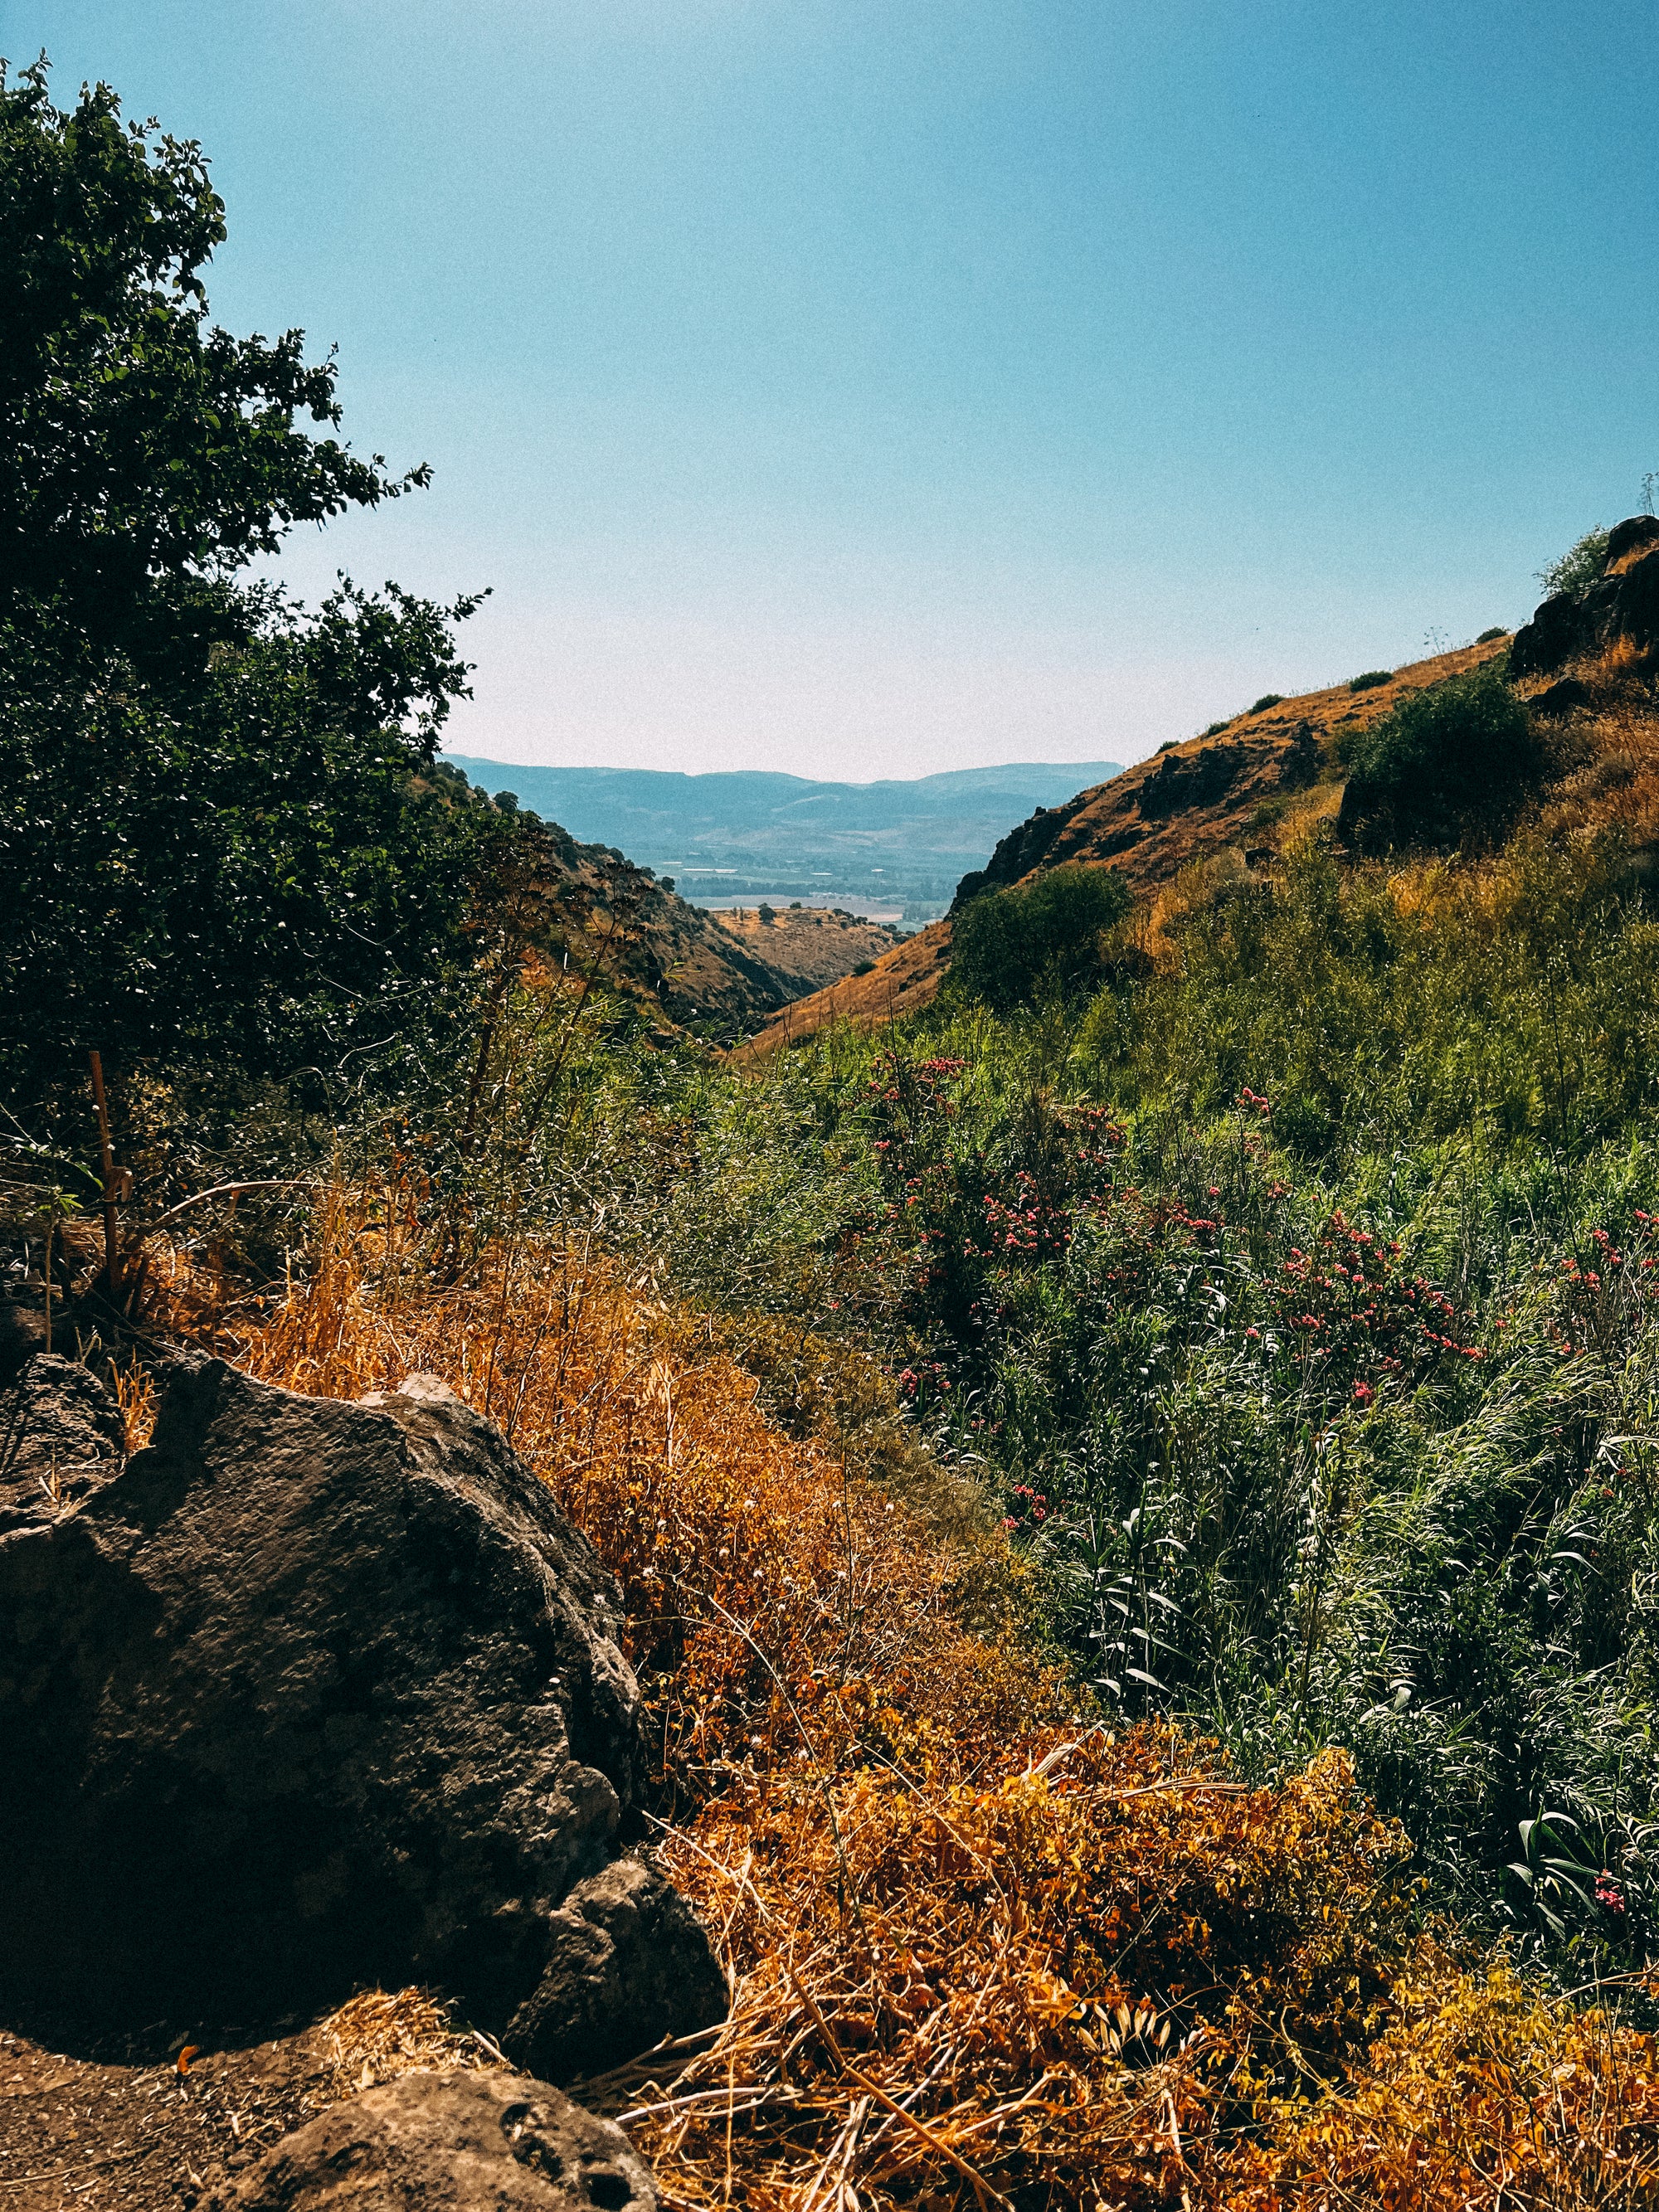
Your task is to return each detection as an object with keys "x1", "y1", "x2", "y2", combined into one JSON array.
[
  {"x1": 951, "y1": 793, "x2": 1093, "y2": 909},
  {"x1": 1136, "y1": 737, "x2": 1253, "y2": 819},
  {"x1": 215, "y1": 2069, "x2": 656, "y2": 2211},
  {"x1": 1511, "y1": 515, "x2": 1659, "y2": 680},
  {"x1": 0, "y1": 1360, "x2": 722, "y2": 2059}
]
